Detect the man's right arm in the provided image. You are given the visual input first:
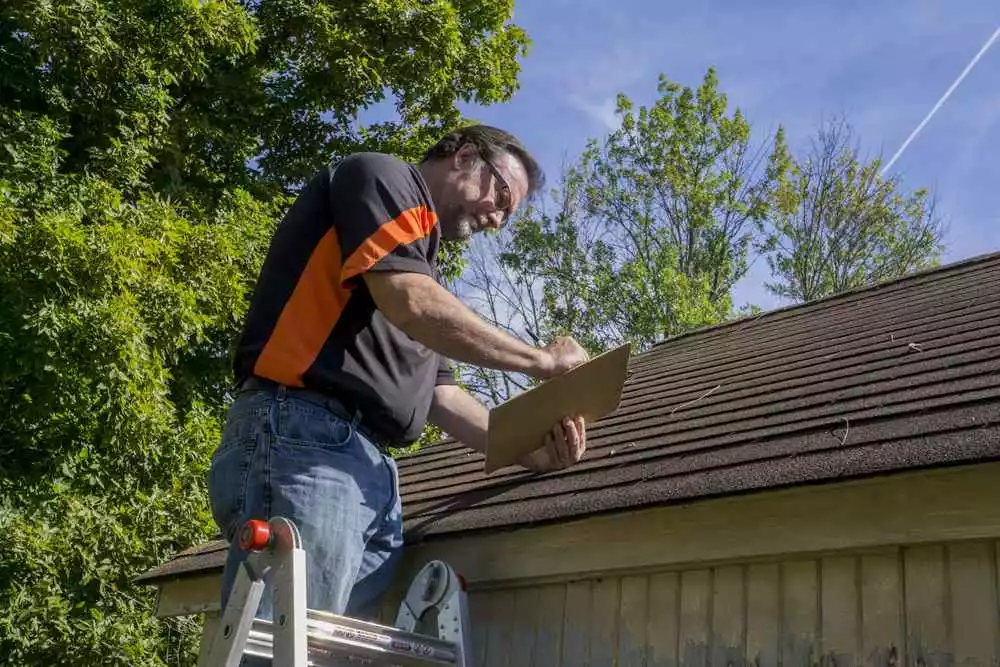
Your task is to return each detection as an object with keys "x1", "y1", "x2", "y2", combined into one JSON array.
[{"x1": 363, "y1": 271, "x2": 587, "y2": 378}]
